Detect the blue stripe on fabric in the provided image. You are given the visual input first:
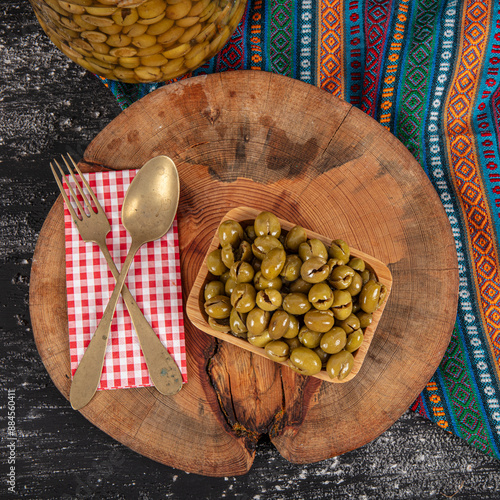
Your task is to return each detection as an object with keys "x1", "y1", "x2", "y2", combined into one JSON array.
[
  {"x1": 296, "y1": 0, "x2": 316, "y2": 84},
  {"x1": 342, "y1": 0, "x2": 366, "y2": 107},
  {"x1": 418, "y1": 0, "x2": 448, "y2": 178},
  {"x1": 391, "y1": 0, "x2": 416, "y2": 134},
  {"x1": 472, "y1": 6, "x2": 500, "y2": 248},
  {"x1": 263, "y1": 0, "x2": 270, "y2": 72}
]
